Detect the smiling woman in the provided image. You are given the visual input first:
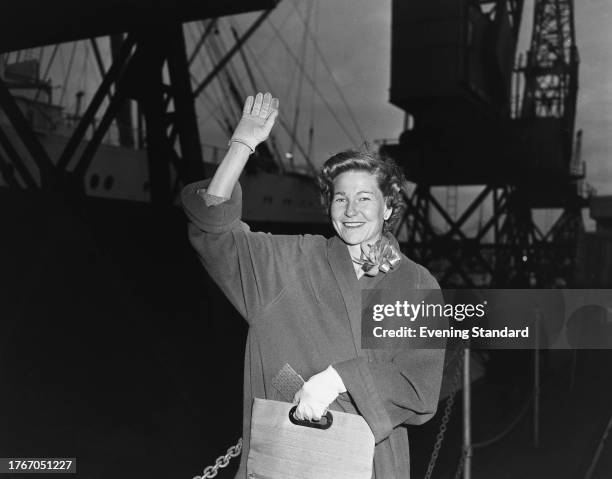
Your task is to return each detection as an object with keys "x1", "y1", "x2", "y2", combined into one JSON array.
[
  {"x1": 317, "y1": 150, "x2": 406, "y2": 277},
  {"x1": 181, "y1": 92, "x2": 445, "y2": 479}
]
